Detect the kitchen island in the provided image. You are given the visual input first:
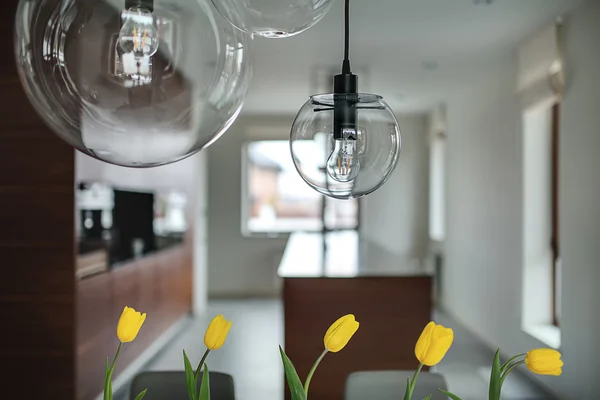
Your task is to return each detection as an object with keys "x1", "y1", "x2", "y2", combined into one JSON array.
[{"x1": 279, "y1": 231, "x2": 433, "y2": 400}]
